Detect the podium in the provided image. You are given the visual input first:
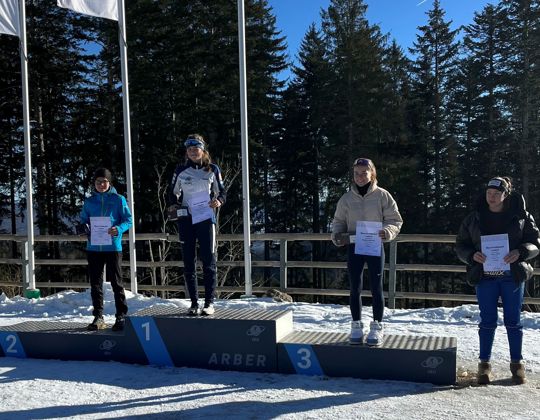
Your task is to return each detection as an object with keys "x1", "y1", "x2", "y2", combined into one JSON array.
[
  {"x1": 0, "y1": 320, "x2": 148, "y2": 364},
  {"x1": 128, "y1": 306, "x2": 293, "y2": 372},
  {"x1": 277, "y1": 331, "x2": 457, "y2": 385},
  {"x1": 0, "y1": 306, "x2": 457, "y2": 384}
]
